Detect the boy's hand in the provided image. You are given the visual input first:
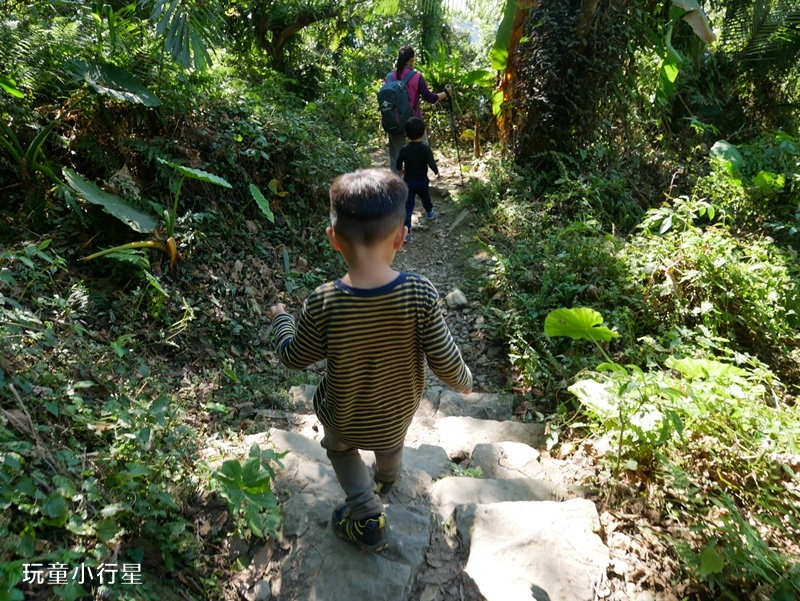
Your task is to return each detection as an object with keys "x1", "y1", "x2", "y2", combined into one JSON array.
[{"x1": 269, "y1": 303, "x2": 287, "y2": 321}]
